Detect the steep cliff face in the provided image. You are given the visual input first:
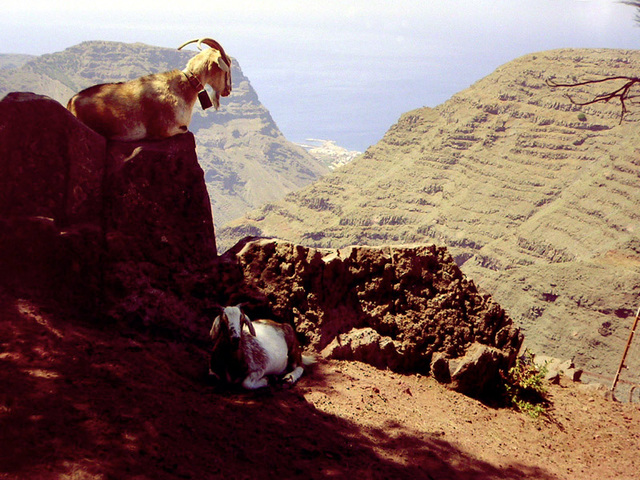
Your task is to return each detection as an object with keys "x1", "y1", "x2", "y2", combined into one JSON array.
[
  {"x1": 0, "y1": 41, "x2": 328, "y2": 226},
  {"x1": 219, "y1": 48, "x2": 640, "y2": 382},
  {"x1": 0, "y1": 93, "x2": 215, "y2": 330}
]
